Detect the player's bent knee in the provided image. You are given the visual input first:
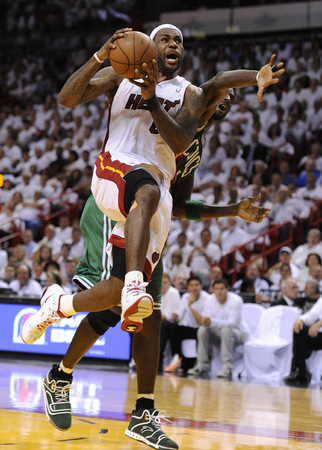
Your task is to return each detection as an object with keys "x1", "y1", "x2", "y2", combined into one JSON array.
[{"x1": 87, "y1": 309, "x2": 120, "y2": 336}]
